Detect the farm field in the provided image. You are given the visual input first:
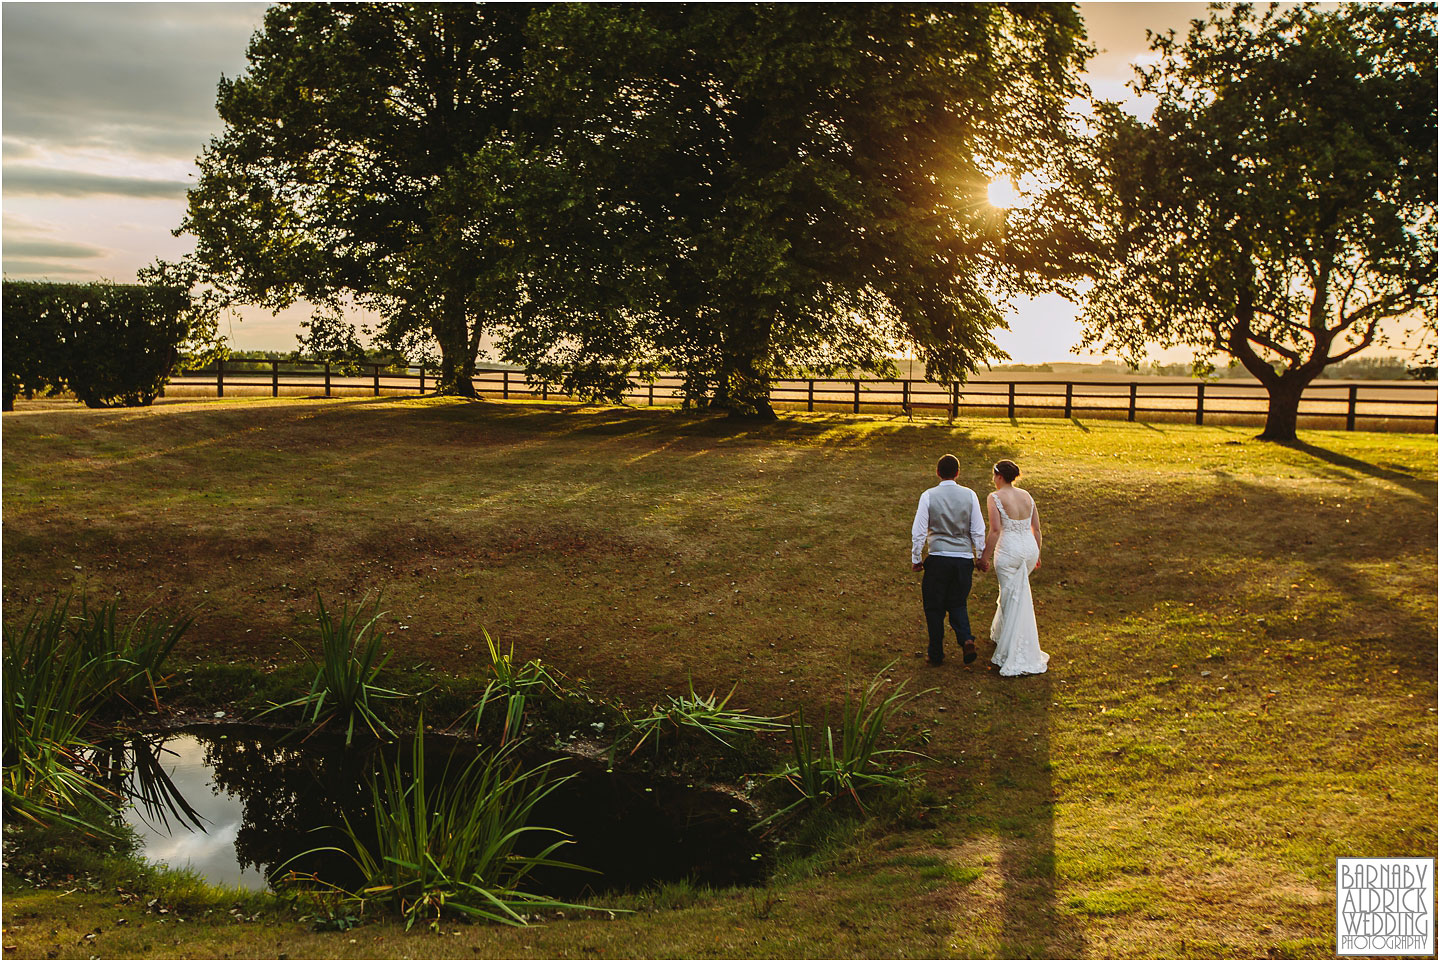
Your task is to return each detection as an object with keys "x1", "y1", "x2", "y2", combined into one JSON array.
[{"x1": 2, "y1": 395, "x2": 1436, "y2": 958}]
